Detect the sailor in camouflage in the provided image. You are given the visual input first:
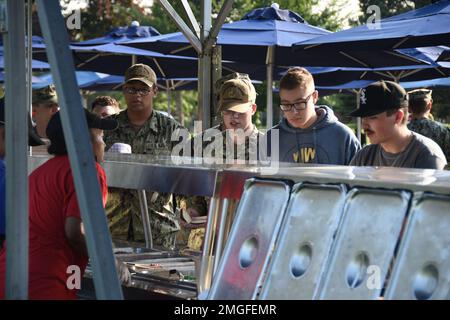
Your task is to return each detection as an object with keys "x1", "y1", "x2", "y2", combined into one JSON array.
[
  {"x1": 179, "y1": 73, "x2": 263, "y2": 250},
  {"x1": 104, "y1": 64, "x2": 183, "y2": 249},
  {"x1": 407, "y1": 88, "x2": 450, "y2": 162},
  {"x1": 31, "y1": 85, "x2": 60, "y2": 151},
  {"x1": 195, "y1": 72, "x2": 262, "y2": 162}
]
